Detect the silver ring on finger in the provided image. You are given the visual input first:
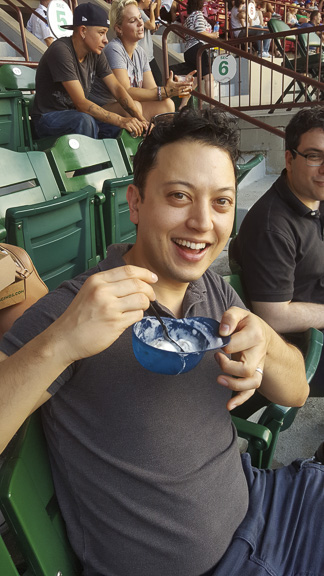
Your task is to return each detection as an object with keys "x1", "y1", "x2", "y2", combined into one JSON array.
[{"x1": 255, "y1": 367, "x2": 264, "y2": 376}]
